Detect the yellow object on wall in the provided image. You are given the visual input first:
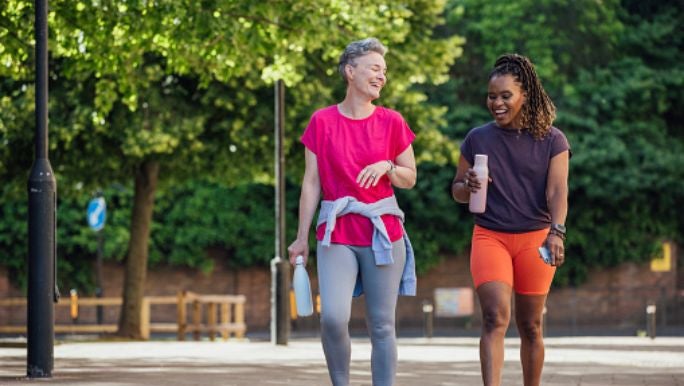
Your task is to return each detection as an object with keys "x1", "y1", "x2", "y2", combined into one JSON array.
[{"x1": 650, "y1": 242, "x2": 672, "y2": 272}]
